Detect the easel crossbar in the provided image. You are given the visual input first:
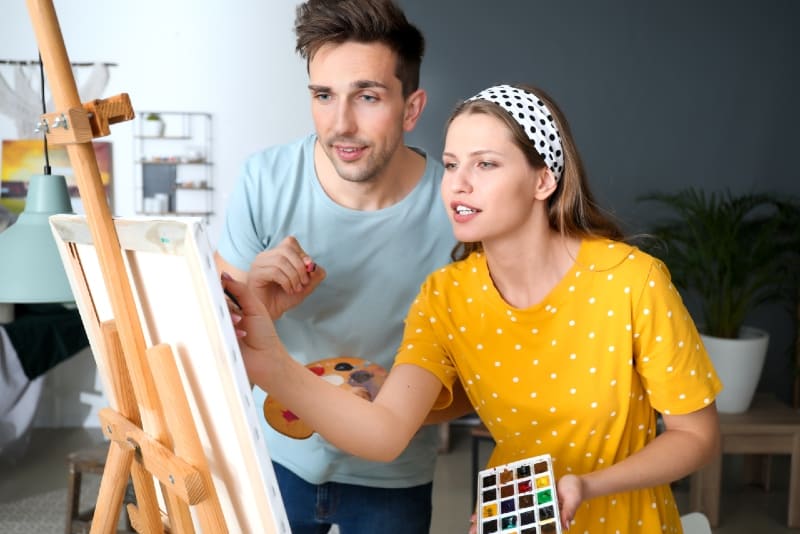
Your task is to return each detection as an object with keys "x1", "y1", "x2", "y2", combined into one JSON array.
[{"x1": 99, "y1": 408, "x2": 207, "y2": 506}]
